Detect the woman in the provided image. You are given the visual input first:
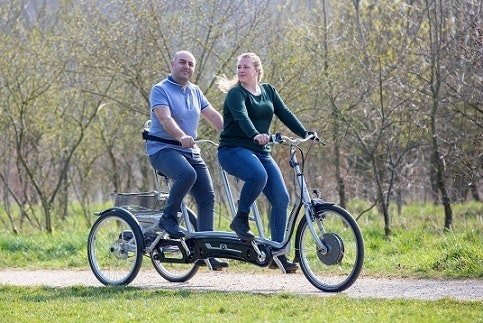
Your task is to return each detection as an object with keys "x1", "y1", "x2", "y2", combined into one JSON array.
[{"x1": 216, "y1": 52, "x2": 315, "y2": 273}]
